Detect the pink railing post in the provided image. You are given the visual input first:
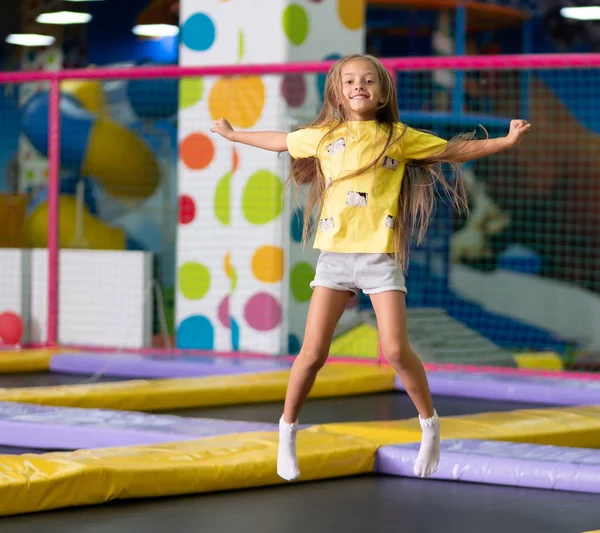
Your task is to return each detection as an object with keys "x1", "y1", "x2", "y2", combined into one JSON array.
[{"x1": 46, "y1": 77, "x2": 61, "y2": 346}]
